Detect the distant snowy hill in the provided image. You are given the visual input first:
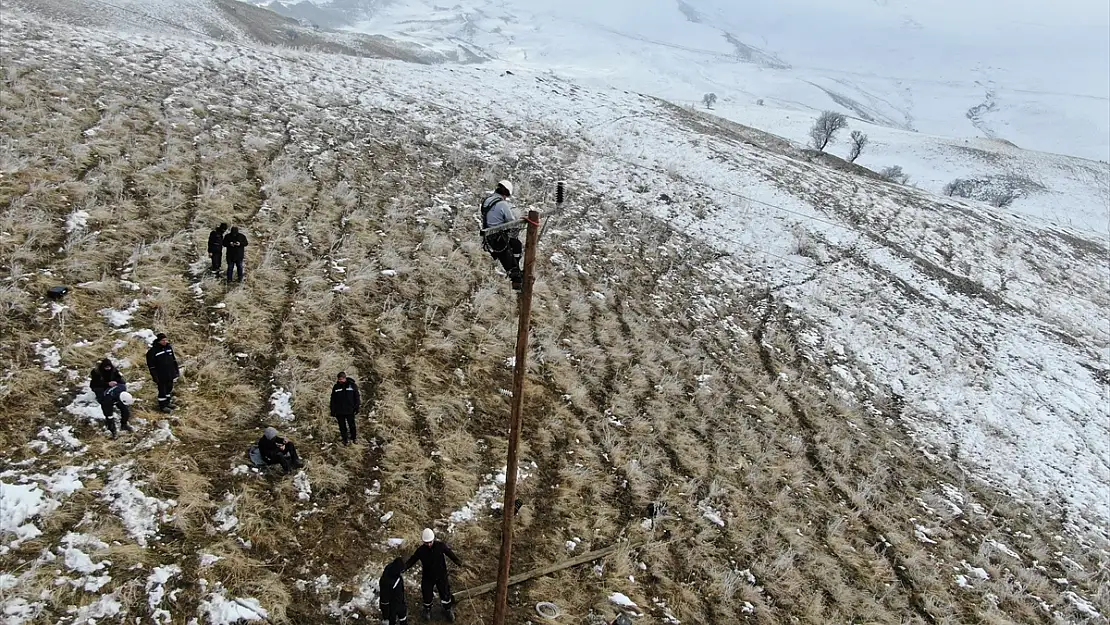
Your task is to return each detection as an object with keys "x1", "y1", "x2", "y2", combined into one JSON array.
[
  {"x1": 251, "y1": 0, "x2": 1110, "y2": 230},
  {"x1": 254, "y1": 0, "x2": 1110, "y2": 160}
]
